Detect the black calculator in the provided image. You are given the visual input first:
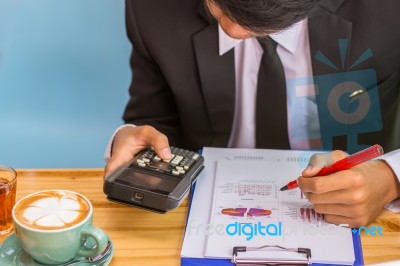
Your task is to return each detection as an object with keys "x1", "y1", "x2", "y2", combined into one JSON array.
[{"x1": 103, "y1": 147, "x2": 204, "y2": 213}]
